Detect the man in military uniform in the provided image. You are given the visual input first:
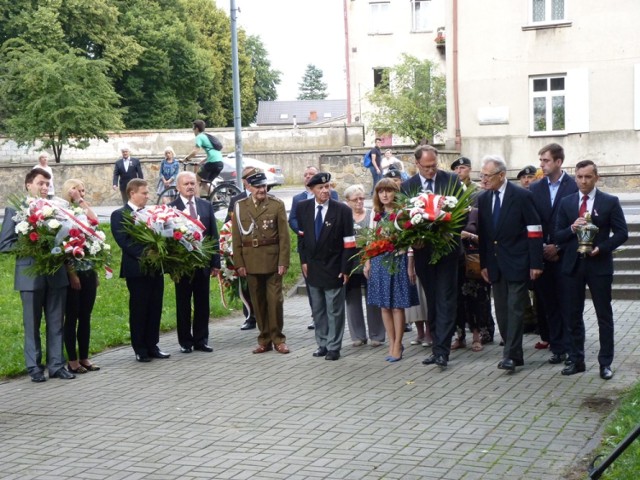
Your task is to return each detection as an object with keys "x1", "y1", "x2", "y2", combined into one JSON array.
[
  {"x1": 517, "y1": 165, "x2": 538, "y2": 189},
  {"x1": 231, "y1": 172, "x2": 291, "y2": 354}
]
